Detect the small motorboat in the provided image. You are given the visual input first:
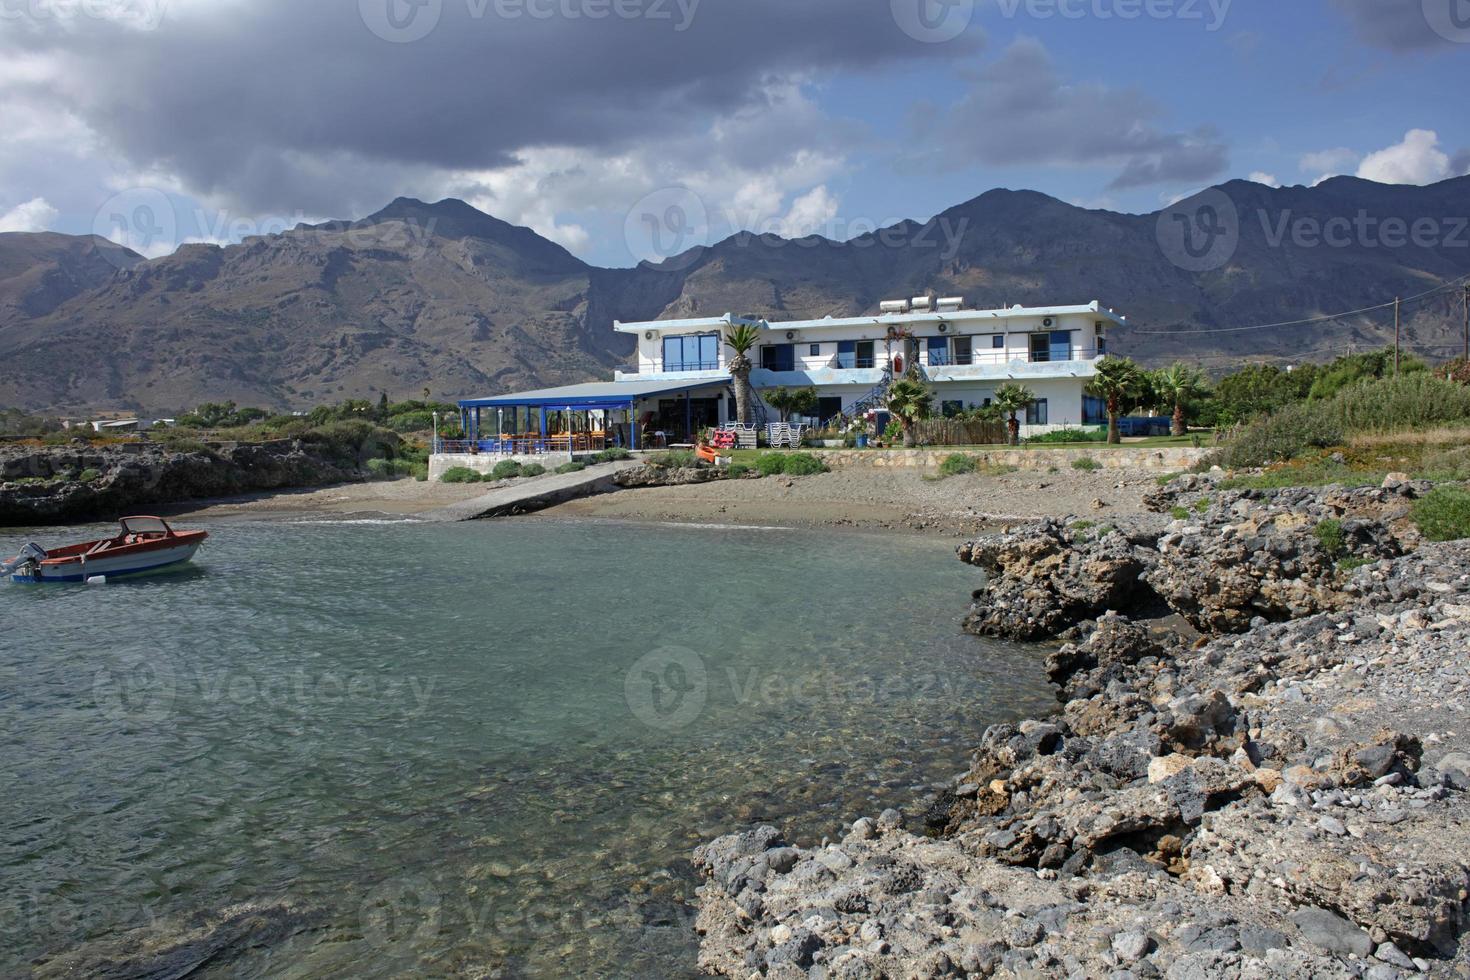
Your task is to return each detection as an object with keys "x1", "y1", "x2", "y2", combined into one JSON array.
[{"x1": 2, "y1": 516, "x2": 208, "y2": 583}]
